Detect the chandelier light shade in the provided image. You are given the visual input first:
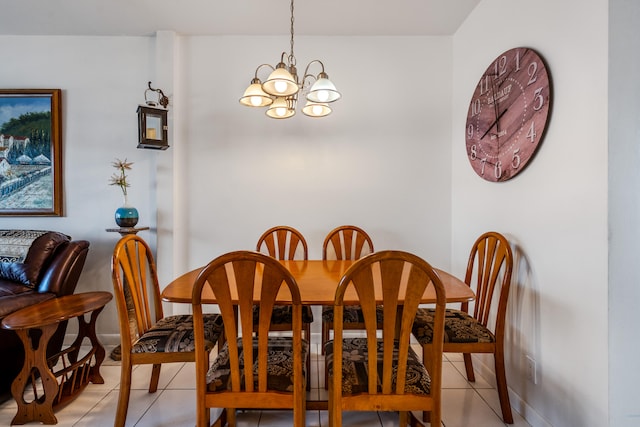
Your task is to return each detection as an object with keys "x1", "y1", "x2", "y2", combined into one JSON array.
[
  {"x1": 239, "y1": 78, "x2": 274, "y2": 107},
  {"x1": 302, "y1": 101, "x2": 331, "y2": 118},
  {"x1": 306, "y1": 73, "x2": 341, "y2": 103},
  {"x1": 239, "y1": 0, "x2": 341, "y2": 119},
  {"x1": 262, "y1": 62, "x2": 299, "y2": 97},
  {"x1": 266, "y1": 97, "x2": 296, "y2": 119}
]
